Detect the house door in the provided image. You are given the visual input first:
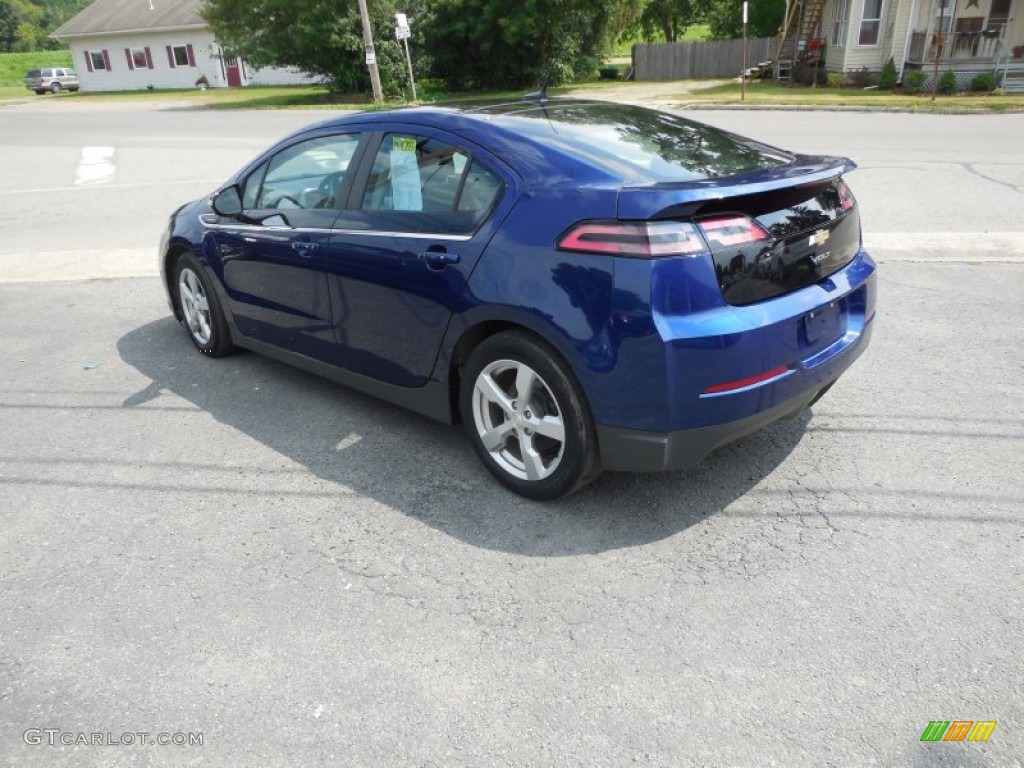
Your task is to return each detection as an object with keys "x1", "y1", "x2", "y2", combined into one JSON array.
[
  {"x1": 225, "y1": 57, "x2": 241, "y2": 87},
  {"x1": 989, "y1": 0, "x2": 1011, "y2": 32}
]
